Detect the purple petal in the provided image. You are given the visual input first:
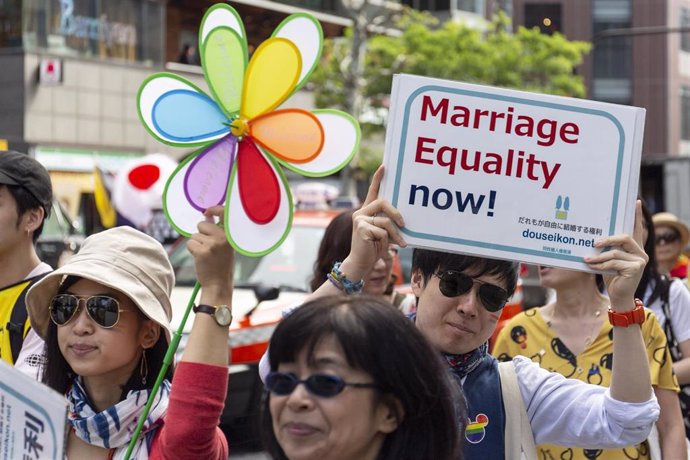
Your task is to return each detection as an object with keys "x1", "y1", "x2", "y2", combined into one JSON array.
[{"x1": 184, "y1": 136, "x2": 236, "y2": 211}]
